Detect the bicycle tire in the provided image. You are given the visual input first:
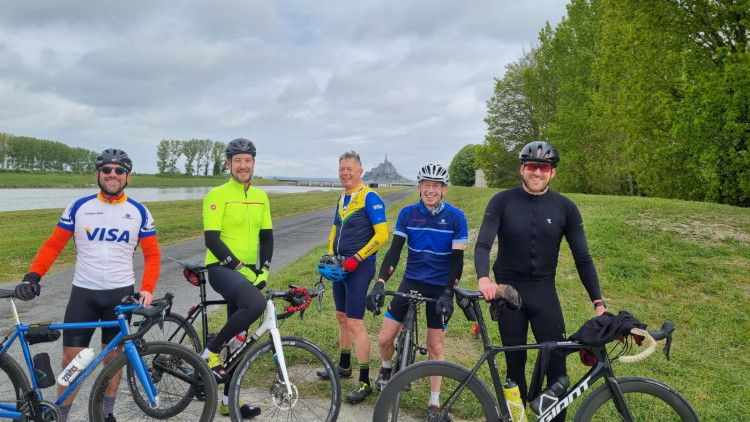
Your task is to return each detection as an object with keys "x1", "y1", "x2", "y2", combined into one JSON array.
[
  {"x1": 138, "y1": 312, "x2": 202, "y2": 353},
  {"x1": 574, "y1": 376, "x2": 700, "y2": 422},
  {"x1": 229, "y1": 336, "x2": 341, "y2": 422},
  {"x1": 393, "y1": 329, "x2": 413, "y2": 374},
  {"x1": 89, "y1": 341, "x2": 217, "y2": 422},
  {"x1": 0, "y1": 353, "x2": 31, "y2": 418},
  {"x1": 373, "y1": 360, "x2": 500, "y2": 421}
]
